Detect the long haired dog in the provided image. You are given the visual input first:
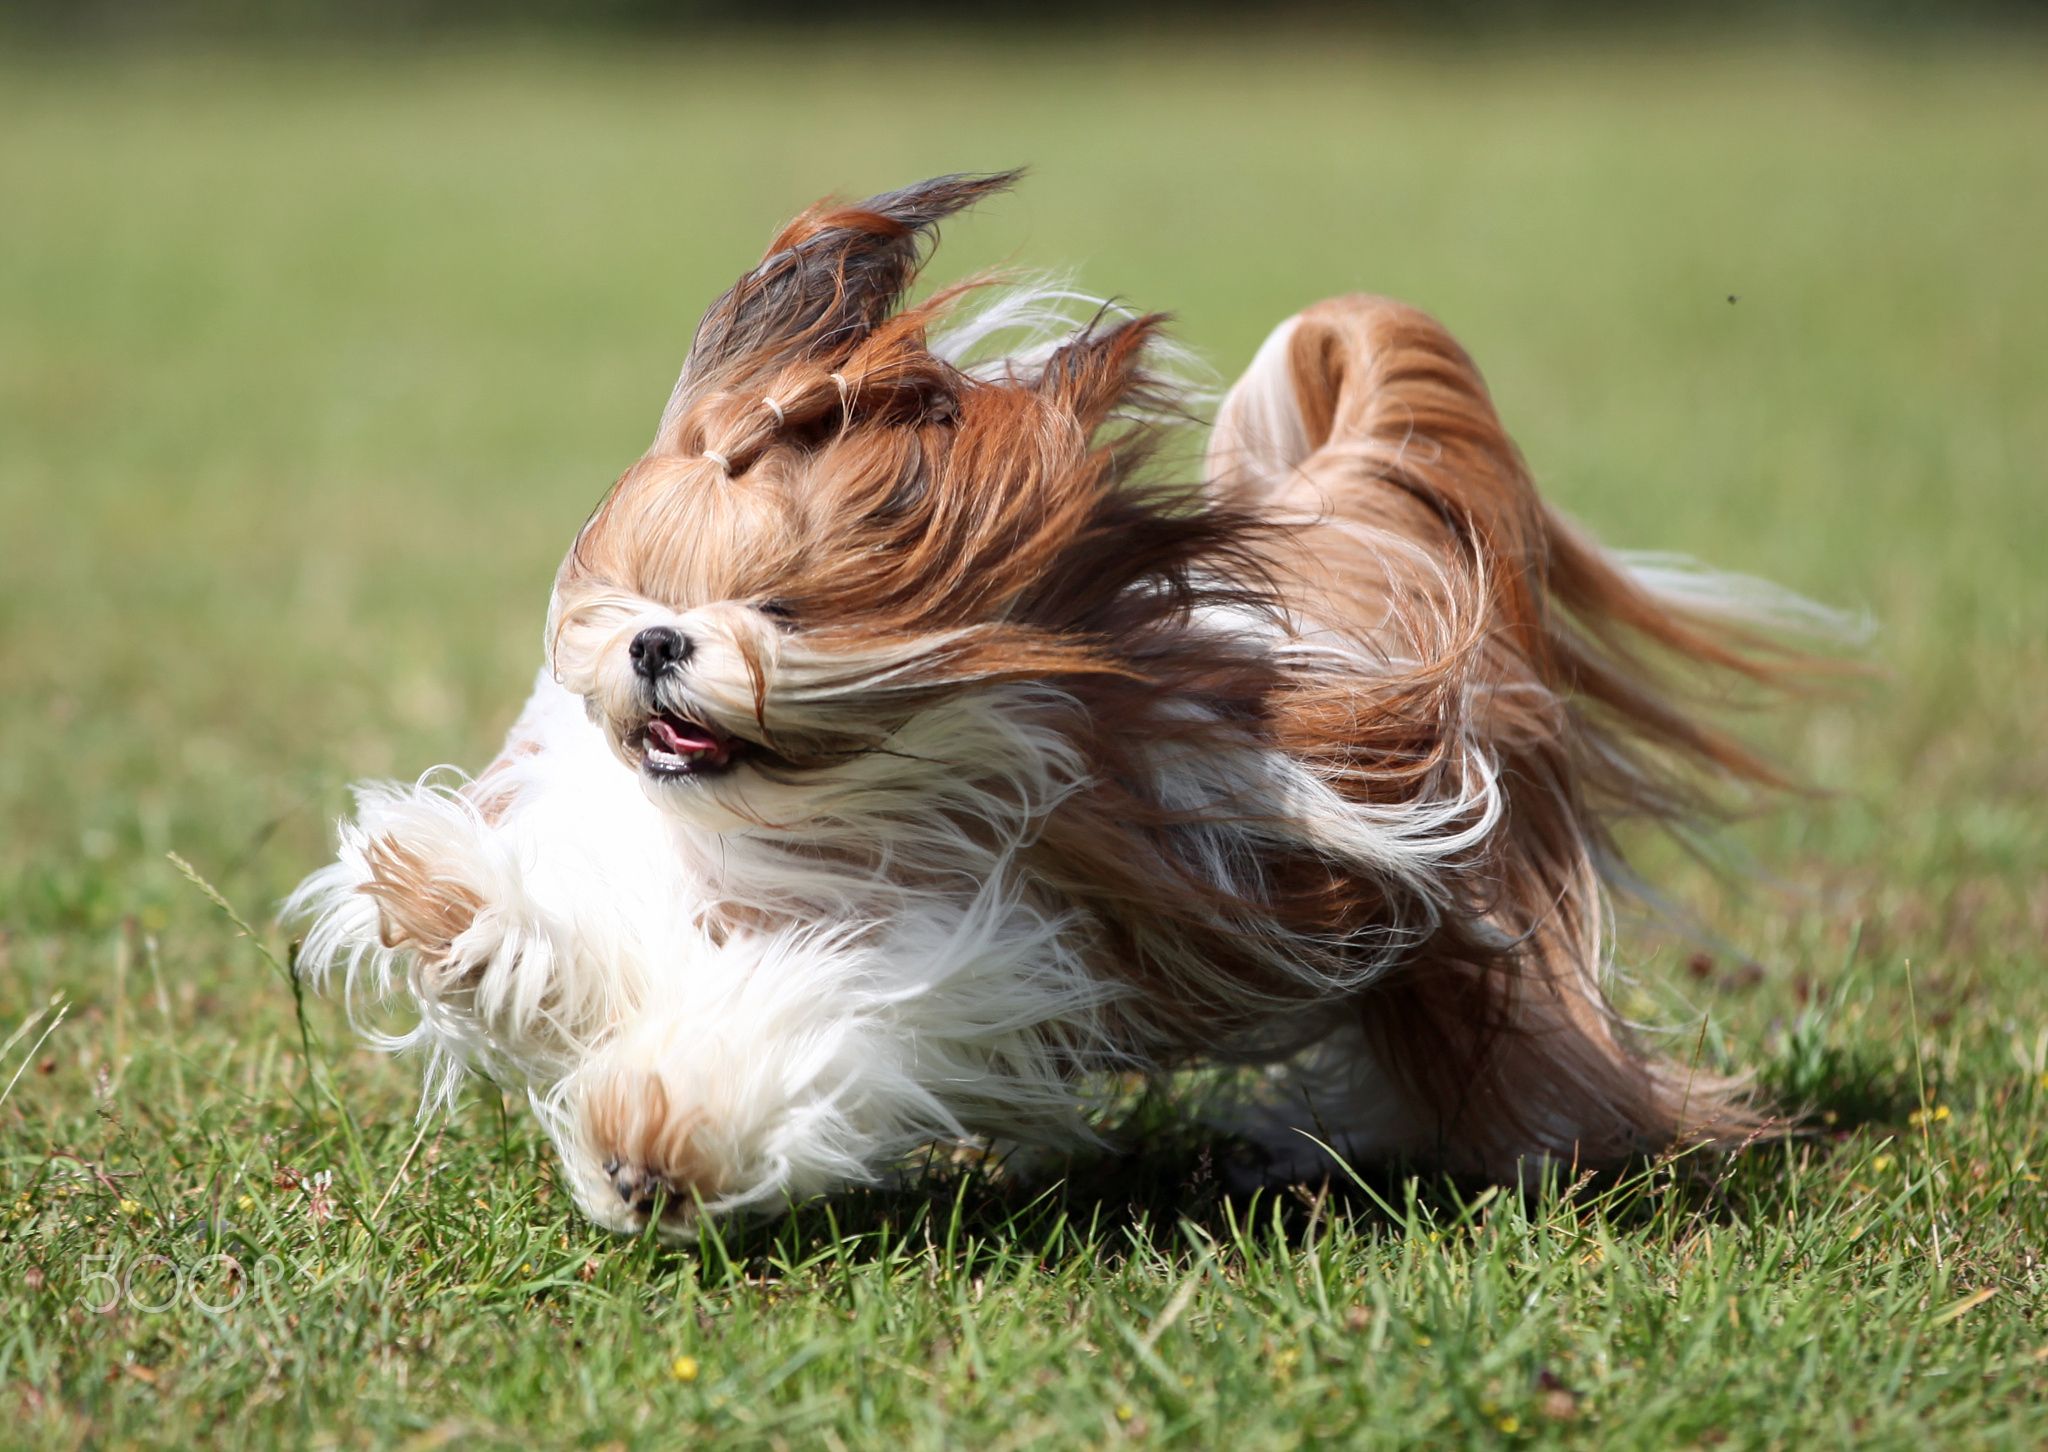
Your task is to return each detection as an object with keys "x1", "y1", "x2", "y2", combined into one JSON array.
[{"x1": 292, "y1": 172, "x2": 1832, "y2": 1235}]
